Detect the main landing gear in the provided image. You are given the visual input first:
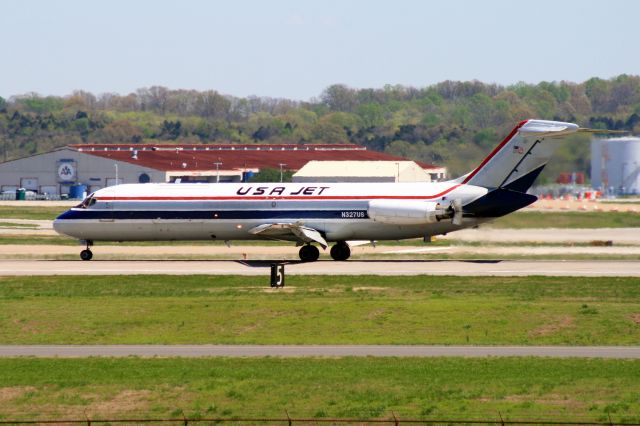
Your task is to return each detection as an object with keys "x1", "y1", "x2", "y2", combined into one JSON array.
[
  {"x1": 298, "y1": 242, "x2": 351, "y2": 262},
  {"x1": 80, "y1": 240, "x2": 93, "y2": 261},
  {"x1": 330, "y1": 241, "x2": 351, "y2": 261},
  {"x1": 299, "y1": 244, "x2": 320, "y2": 262}
]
